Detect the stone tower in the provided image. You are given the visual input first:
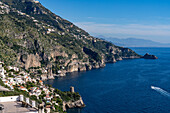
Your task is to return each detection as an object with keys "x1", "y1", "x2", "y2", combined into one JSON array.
[{"x1": 70, "y1": 86, "x2": 74, "y2": 93}]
